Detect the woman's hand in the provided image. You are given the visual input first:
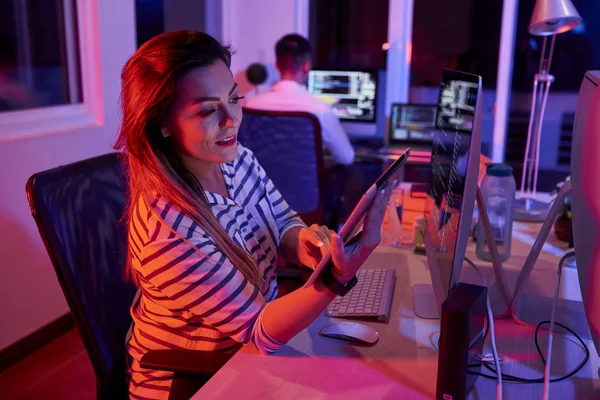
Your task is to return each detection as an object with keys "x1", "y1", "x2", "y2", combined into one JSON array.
[
  {"x1": 296, "y1": 224, "x2": 334, "y2": 269},
  {"x1": 329, "y1": 180, "x2": 395, "y2": 284}
]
